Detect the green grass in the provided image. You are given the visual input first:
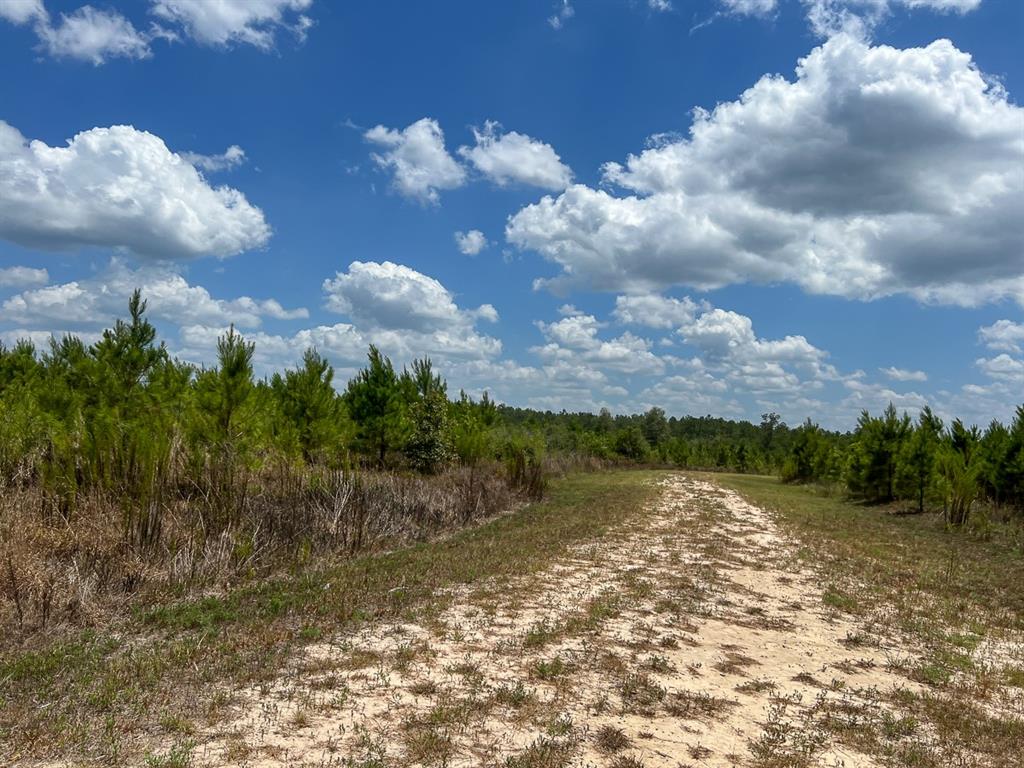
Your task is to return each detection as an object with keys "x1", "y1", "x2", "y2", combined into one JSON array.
[
  {"x1": 144, "y1": 741, "x2": 195, "y2": 768},
  {"x1": 532, "y1": 656, "x2": 568, "y2": 681},
  {"x1": 821, "y1": 584, "x2": 860, "y2": 614},
  {"x1": 0, "y1": 469, "x2": 659, "y2": 765}
]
